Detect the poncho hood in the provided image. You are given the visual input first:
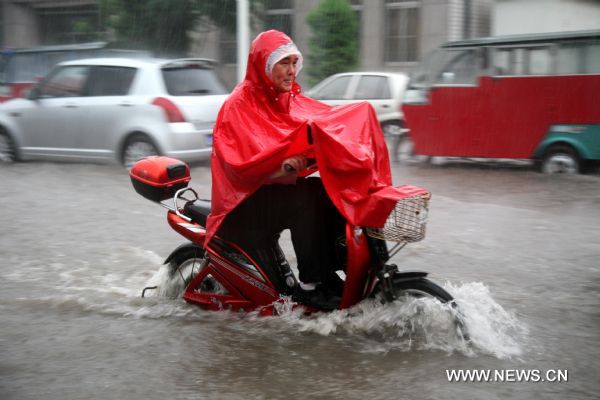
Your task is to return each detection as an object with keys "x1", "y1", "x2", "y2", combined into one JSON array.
[
  {"x1": 244, "y1": 29, "x2": 303, "y2": 95},
  {"x1": 206, "y1": 30, "x2": 426, "y2": 244}
]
